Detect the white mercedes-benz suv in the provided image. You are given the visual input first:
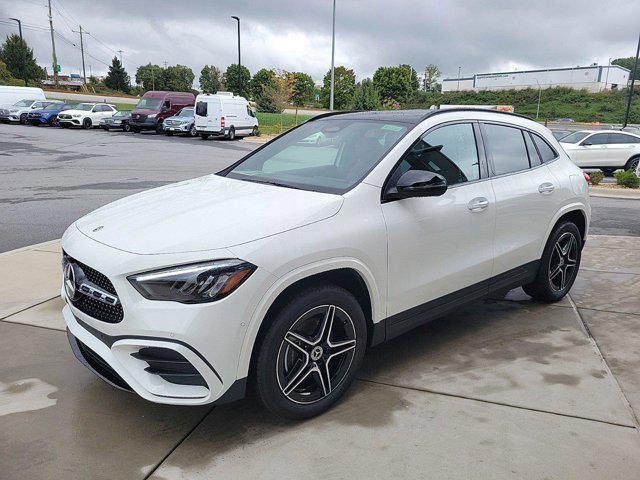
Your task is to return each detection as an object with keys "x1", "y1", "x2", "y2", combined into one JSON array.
[{"x1": 62, "y1": 109, "x2": 590, "y2": 419}]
